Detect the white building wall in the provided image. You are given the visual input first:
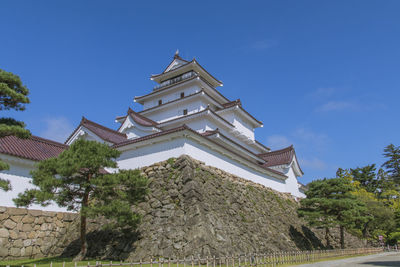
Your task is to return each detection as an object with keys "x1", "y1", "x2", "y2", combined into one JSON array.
[
  {"x1": 116, "y1": 137, "x2": 295, "y2": 194},
  {"x1": 0, "y1": 156, "x2": 67, "y2": 212},
  {"x1": 142, "y1": 84, "x2": 201, "y2": 110},
  {"x1": 233, "y1": 115, "x2": 255, "y2": 140},
  {"x1": 218, "y1": 110, "x2": 255, "y2": 141},
  {"x1": 117, "y1": 139, "x2": 186, "y2": 170},
  {"x1": 146, "y1": 98, "x2": 207, "y2": 123},
  {"x1": 270, "y1": 164, "x2": 304, "y2": 198}
]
